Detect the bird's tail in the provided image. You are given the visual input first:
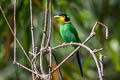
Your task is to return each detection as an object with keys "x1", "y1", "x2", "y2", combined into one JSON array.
[{"x1": 76, "y1": 51, "x2": 83, "y2": 77}]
